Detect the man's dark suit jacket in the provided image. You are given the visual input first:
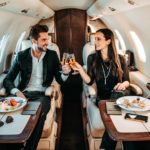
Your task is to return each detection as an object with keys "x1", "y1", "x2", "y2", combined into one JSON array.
[{"x1": 3, "y1": 48, "x2": 64, "y2": 94}]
